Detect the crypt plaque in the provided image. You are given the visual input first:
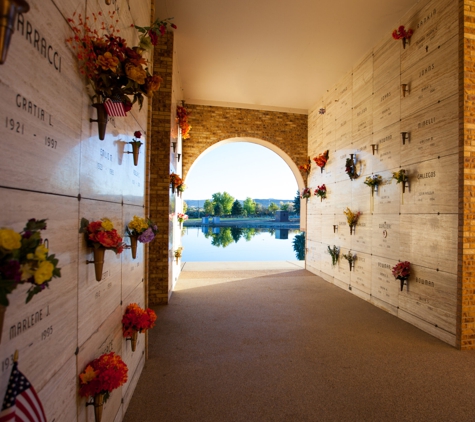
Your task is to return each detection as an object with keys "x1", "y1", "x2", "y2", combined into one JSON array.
[
  {"x1": 334, "y1": 71, "x2": 352, "y2": 119},
  {"x1": 350, "y1": 251, "x2": 372, "y2": 298},
  {"x1": 399, "y1": 214, "x2": 457, "y2": 274},
  {"x1": 372, "y1": 78, "x2": 401, "y2": 134},
  {"x1": 400, "y1": 34, "x2": 458, "y2": 119},
  {"x1": 373, "y1": 36, "x2": 400, "y2": 93},
  {"x1": 372, "y1": 171, "x2": 401, "y2": 216},
  {"x1": 372, "y1": 122, "x2": 401, "y2": 174},
  {"x1": 335, "y1": 110, "x2": 353, "y2": 151},
  {"x1": 352, "y1": 97, "x2": 373, "y2": 142},
  {"x1": 371, "y1": 257, "x2": 399, "y2": 314},
  {"x1": 400, "y1": 154, "x2": 458, "y2": 214},
  {"x1": 400, "y1": 94, "x2": 458, "y2": 166},
  {"x1": 371, "y1": 215, "x2": 400, "y2": 260},
  {"x1": 402, "y1": 0, "x2": 458, "y2": 73},
  {"x1": 352, "y1": 52, "x2": 373, "y2": 105}
]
